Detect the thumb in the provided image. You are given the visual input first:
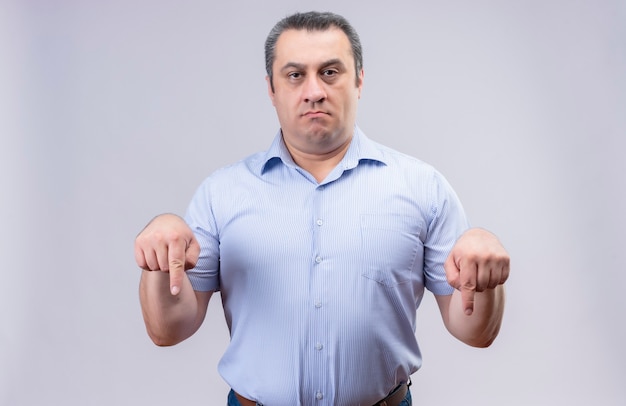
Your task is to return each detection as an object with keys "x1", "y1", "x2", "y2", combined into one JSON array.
[
  {"x1": 445, "y1": 248, "x2": 476, "y2": 315},
  {"x1": 184, "y1": 236, "x2": 200, "y2": 270},
  {"x1": 444, "y1": 252, "x2": 460, "y2": 289}
]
